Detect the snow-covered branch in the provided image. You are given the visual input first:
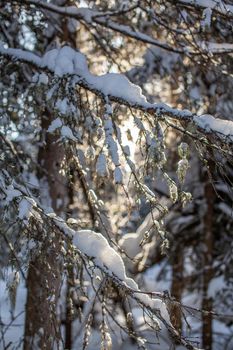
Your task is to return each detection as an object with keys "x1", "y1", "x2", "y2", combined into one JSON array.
[
  {"x1": 23, "y1": 0, "x2": 182, "y2": 54},
  {"x1": 0, "y1": 169, "x2": 200, "y2": 349},
  {"x1": 0, "y1": 171, "x2": 186, "y2": 346},
  {"x1": 198, "y1": 41, "x2": 233, "y2": 53},
  {"x1": 176, "y1": 0, "x2": 233, "y2": 18},
  {"x1": 1, "y1": 43, "x2": 233, "y2": 146},
  {"x1": 22, "y1": 0, "x2": 233, "y2": 55}
]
